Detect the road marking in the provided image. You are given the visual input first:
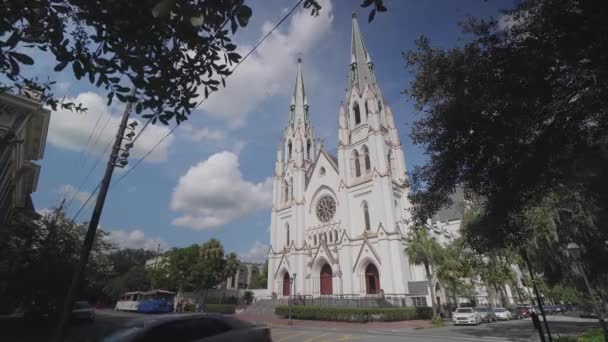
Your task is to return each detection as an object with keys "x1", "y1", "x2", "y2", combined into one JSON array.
[
  {"x1": 366, "y1": 330, "x2": 516, "y2": 341},
  {"x1": 275, "y1": 330, "x2": 312, "y2": 342},
  {"x1": 303, "y1": 332, "x2": 329, "y2": 342}
]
